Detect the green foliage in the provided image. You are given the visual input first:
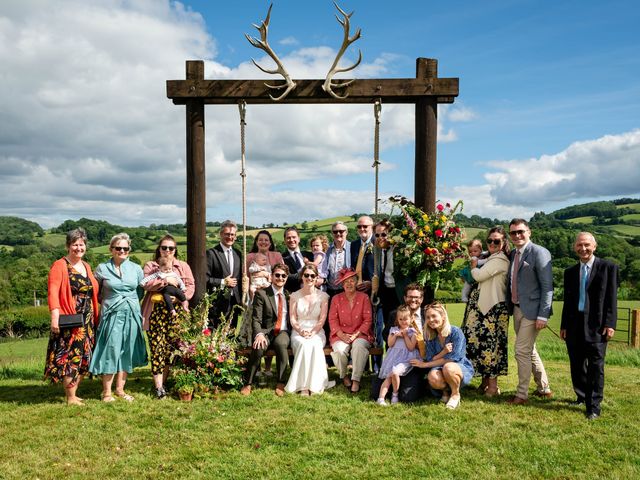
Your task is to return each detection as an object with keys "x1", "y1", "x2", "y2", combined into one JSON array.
[
  {"x1": 0, "y1": 217, "x2": 44, "y2": 246},
  {"x1": 0, "y1": 306, "x2": 50, "y2": 338}
]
